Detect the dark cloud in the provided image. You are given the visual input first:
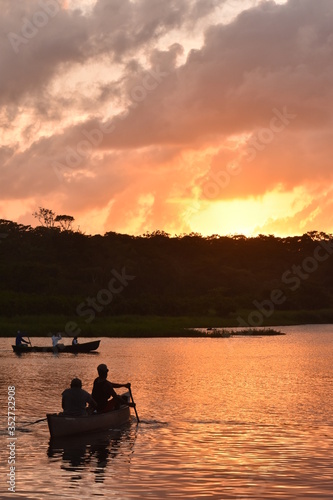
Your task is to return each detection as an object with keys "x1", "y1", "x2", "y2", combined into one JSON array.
[
  {"x1": 0, "y1": 0, "x2": 218, "y2": 106},
  {"x1": 94, "y1": 0, "x2": 333, "y2": 148}
]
